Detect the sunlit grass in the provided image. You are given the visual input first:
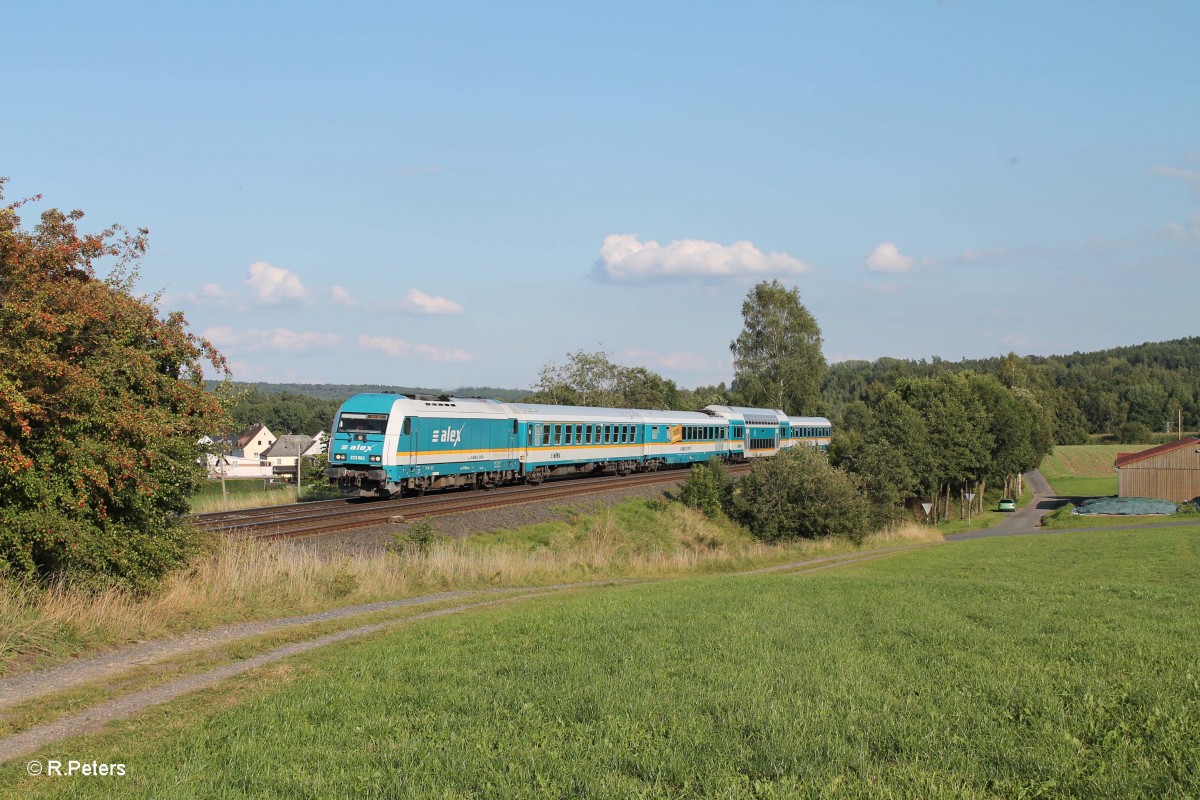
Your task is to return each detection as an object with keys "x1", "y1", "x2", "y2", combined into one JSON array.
[
  {"x1": 0, "y1": 500, "x2": 941, "y2": 676},
  {"x1": 8, "y1": 527, "x2": 1198, "y2": 798}
]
